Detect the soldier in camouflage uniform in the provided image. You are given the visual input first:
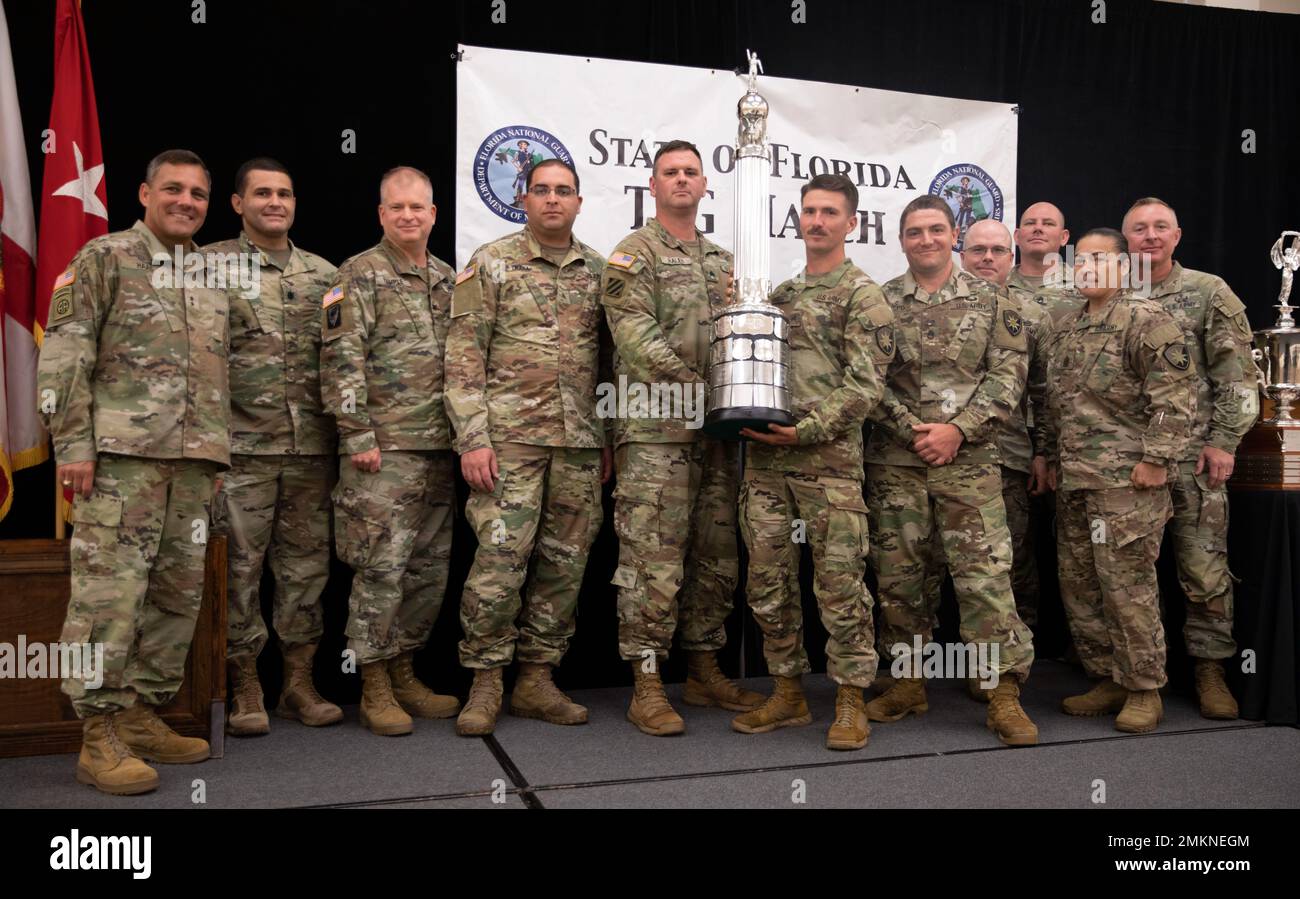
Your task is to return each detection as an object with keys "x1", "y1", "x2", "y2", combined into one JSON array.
[
  {"x1": 446, "y1": 159, "x2": 611, "y2": 735},
  {"x1": 38, "y1": 150, "x2": 226, "y2": 794},
  {"x1": 916, "y1": 220, "x2": 1047, "y2": 664},
  {"x1": 730, "y1": 175, "x2": 892, "y2": 751},
  {"x1": 319, "y1": 166, "x2": 460, "y2": 737},
  {"x1": 1039, "y1": 228, "x2": 1197, "y2": 733},
  {"x1": 204, "y1": 158, "x2": 342, "y2": 736},
  {"x1": 600, "y1": 140, "x2": 762, "y2": 736},
  {"x1": 864, "y1": 195, "x2": 1038, "y2": 747},
  {"x1": 1122, "y1": 198, "x2": 1257, "y2": 720}
]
